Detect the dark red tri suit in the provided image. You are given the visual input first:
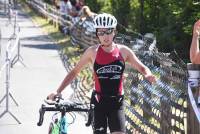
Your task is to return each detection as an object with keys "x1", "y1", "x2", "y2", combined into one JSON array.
[{"x1": 92, "y1": 45, "x2": 126, "y2": 134}]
